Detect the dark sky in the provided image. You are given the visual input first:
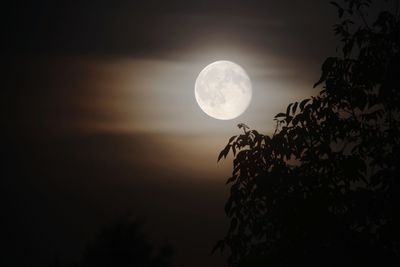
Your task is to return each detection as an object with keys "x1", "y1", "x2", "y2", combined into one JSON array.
[{"x1": 4, "y1": 0, "x2": 382, "y2": 266}]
